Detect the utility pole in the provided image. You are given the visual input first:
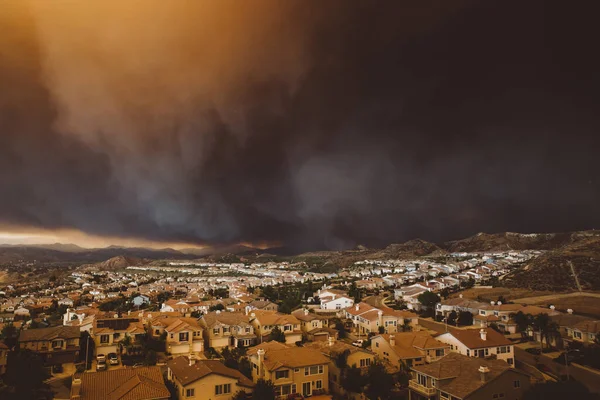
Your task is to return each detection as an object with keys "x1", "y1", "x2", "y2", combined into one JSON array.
[{"x1": 85, "y1": 334, "x2": 90, "y2": 371}]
